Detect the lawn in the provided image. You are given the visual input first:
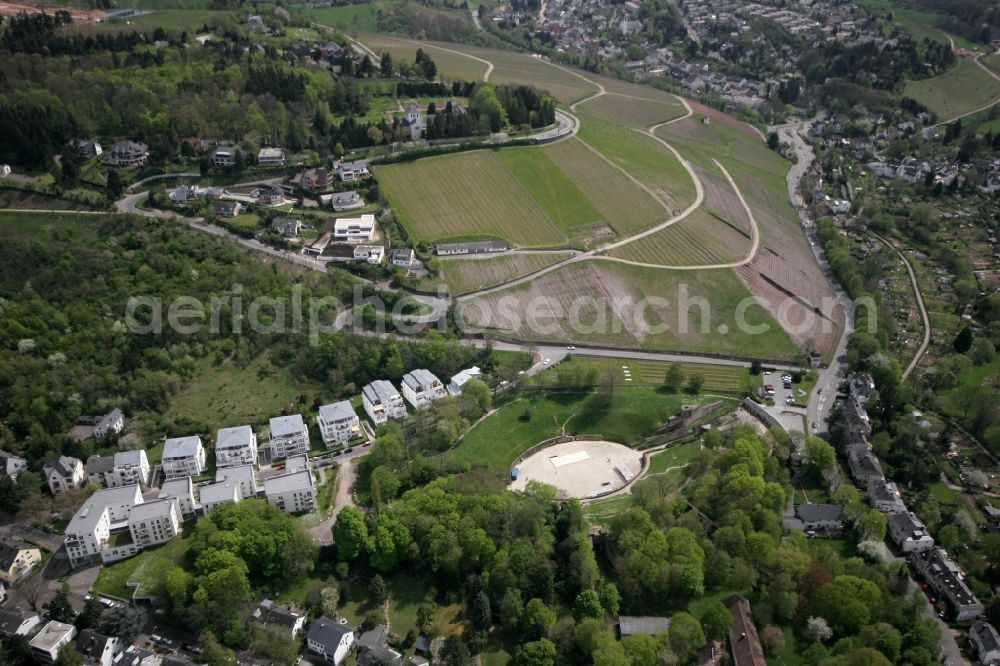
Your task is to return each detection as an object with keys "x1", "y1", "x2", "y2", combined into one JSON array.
[
  {"x1": 93, "y1": 533, "x2": 191, "y2": 601},
  {"x1": 374, "y1": 150, "x2": 566, "y2": 247},
  {"x1": 527, "y1": 356, "x2": 751, "y2": 392},
  {"x1": 441, "y1": 388, "x2": 715, "y2": 471},
  {"x1": 583, "y1": 494, "x2": 634, "y2": 525},
  {"x1": 497, "y1": 147, "x2": 603, "y2": 233},
  {"x1": 162, "y1": 353, "x2": 325, "y2": 433},
  {"x1": 647, "y1": 440, "x2": 701, "y2": 475},
  {"x1": 439, "y1": 252, "x2": 574, "y2": 295},
  {"x1": 310, "y1": 3, "x2": 385, "y2": 32},
  {"x1": 904, "y1": 56, "x2": 1000, "y2": 121},
  {"x1": 132, "y1": 9, "x2": 230, "y2": 31}
]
